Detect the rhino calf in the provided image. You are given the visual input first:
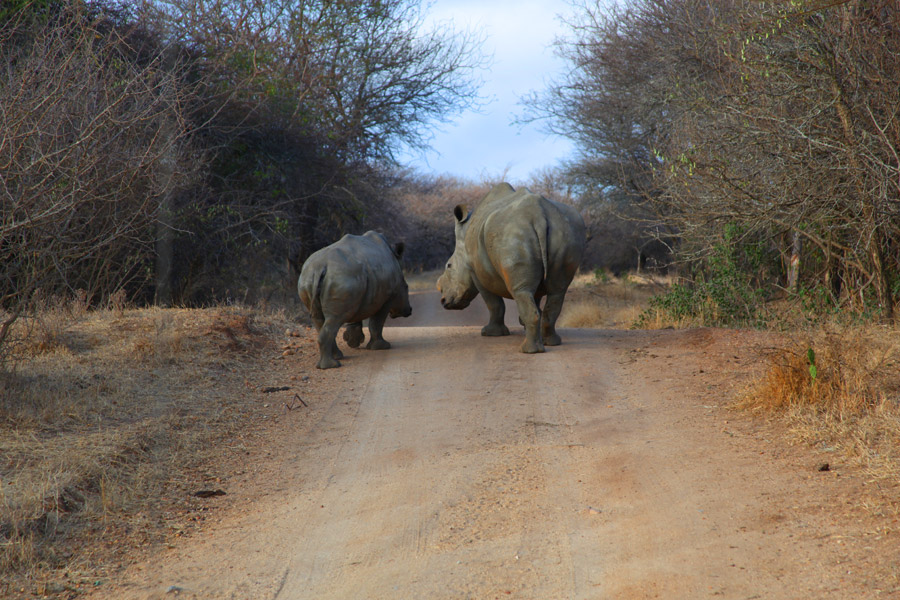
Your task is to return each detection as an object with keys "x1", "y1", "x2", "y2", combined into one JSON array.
[
  {"x1": 298, "y1": 231, "x2": 412, "y2": 369},
  {"x1": 437, "y1": 182, "x2": 585, "y2": 353}
]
